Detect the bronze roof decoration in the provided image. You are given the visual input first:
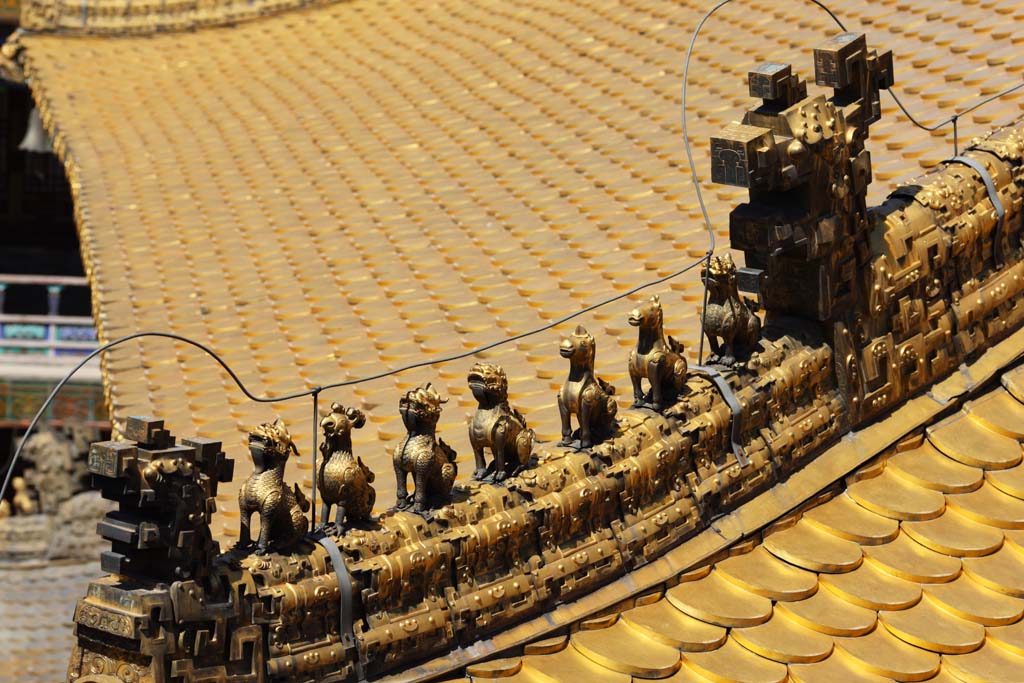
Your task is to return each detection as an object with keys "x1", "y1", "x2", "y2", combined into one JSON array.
[
  {"x1": 467, "y1": 362, "x2": 535, "y2": 483},
  {"x1": 7, "y1": 0, "x2": 1024, "y2": 680},
  {"x1": 53, "y1": 27, "x2": 1024, "y2": 681},
  {"x1": 317, "y1": 402, "x2": 376, "y2": 531}
]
